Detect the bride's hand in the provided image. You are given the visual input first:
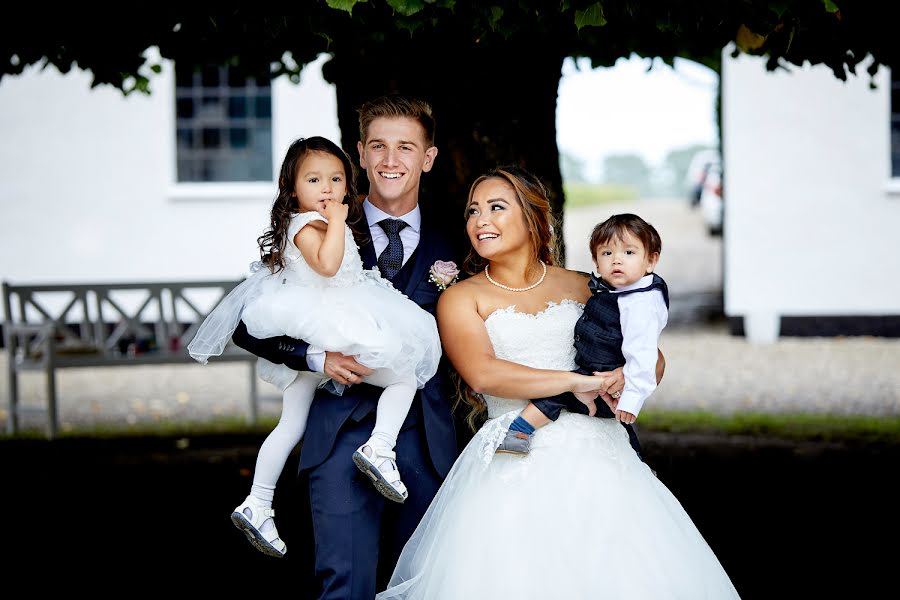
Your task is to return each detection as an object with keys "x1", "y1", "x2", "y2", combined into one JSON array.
[{"x1": 570, "y1": 372, "x2": 607, "y2": 395}]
